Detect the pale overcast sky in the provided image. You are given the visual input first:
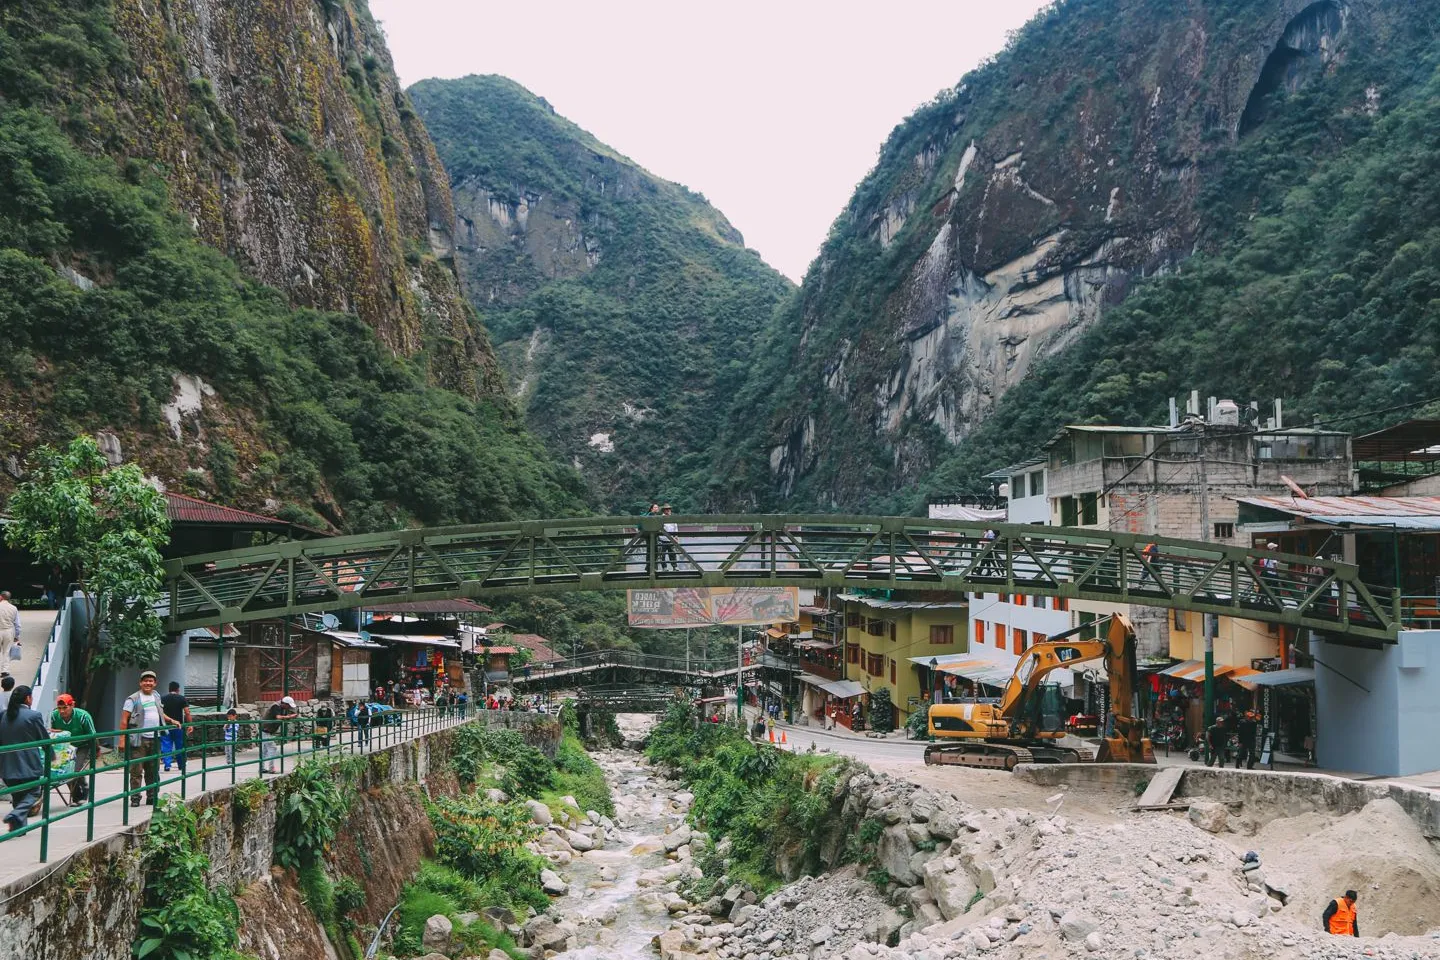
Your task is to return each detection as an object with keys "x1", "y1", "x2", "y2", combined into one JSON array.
[{"x1": 369, "y1": 1, "x2": 1050, "y2": 281}]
